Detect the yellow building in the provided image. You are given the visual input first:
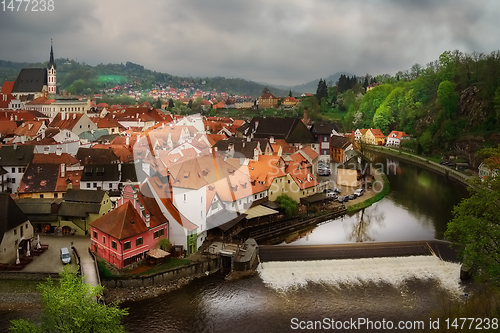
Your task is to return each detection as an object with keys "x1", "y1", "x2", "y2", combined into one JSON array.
[{"x1": 258, "y1": 93, "x2": 279, "y2": 109}]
